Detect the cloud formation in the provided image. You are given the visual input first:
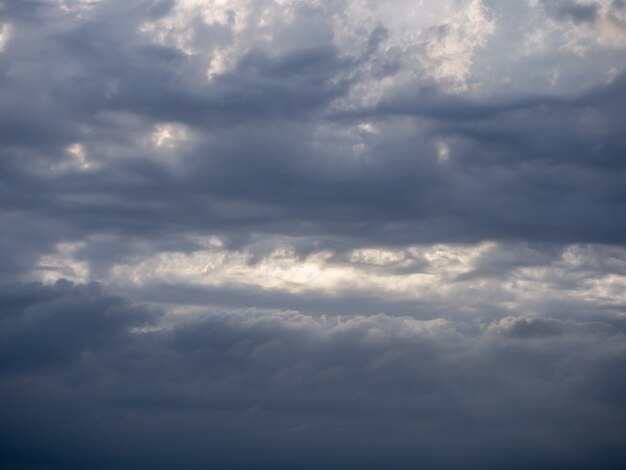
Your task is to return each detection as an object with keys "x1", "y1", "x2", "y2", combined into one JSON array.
[
  {"x1": 1, "y1": 0, "x2": 625, "y2": 468},
  {"x1": 1, "y1": 0, "x2": 625, "y2": 264},
  {"x1": 1, "y1": 282, "x2": 625, "y2": 469}
]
